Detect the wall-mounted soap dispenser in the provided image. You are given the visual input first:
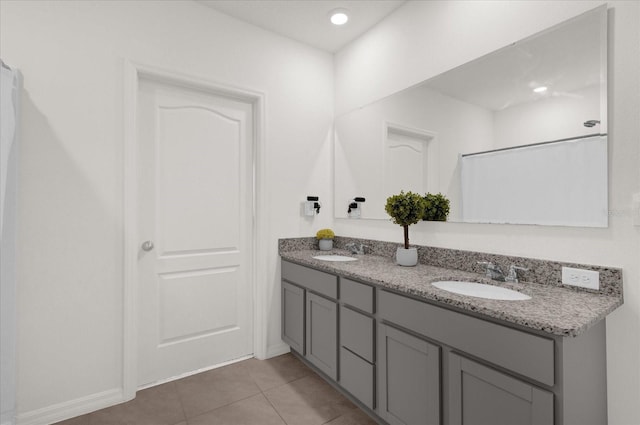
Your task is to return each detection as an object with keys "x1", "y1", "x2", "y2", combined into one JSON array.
[
  {"x1": 348, "y1": 197, "x2": 366, "y2": 218},
  {"x1": 303, "y1": 196, "x2": 321, "y2": 217}
]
